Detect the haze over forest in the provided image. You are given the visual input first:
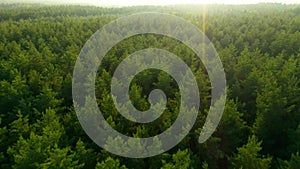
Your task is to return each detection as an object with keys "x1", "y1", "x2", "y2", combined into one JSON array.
[
  {"x1": 0, "y1": 1, "x2": 300, "y2": 169},
  {"x1": 1, "y1": 0, "x2": 300, "y2": 6}
]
